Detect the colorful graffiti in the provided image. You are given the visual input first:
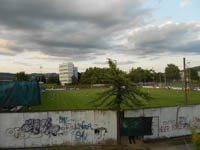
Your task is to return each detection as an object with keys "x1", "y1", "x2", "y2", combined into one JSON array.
[{"x1": 6, "y1": 116, "x2": 108, "y2": 142}]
